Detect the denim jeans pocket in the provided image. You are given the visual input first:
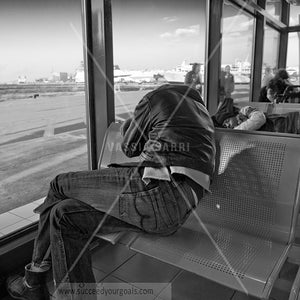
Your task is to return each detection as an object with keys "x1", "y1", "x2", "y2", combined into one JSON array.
[{"x1": 119, "y1": 186, "x2": 179, "y2": 233}]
